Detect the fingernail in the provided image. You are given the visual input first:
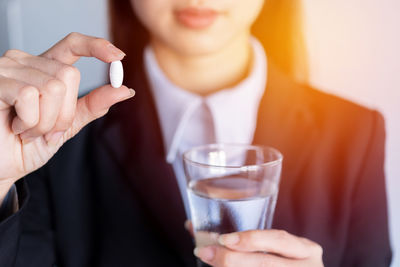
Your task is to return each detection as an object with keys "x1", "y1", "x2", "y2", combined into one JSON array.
[
  {"x1": 108, "y1": 43, "x2": 126, "y2": 58},
  {"x1": 122, "y1": 89, "x2": 135, "y2": 100},
  {"x1": 194, "y1": 247, "x2": 215, "y2": 262},
  {"x1": 47, "y1": 131, "x2": 64, "y2": 146},
  {"x1": 219, "y1": 233, "x2": 240, "y2": 246}
]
